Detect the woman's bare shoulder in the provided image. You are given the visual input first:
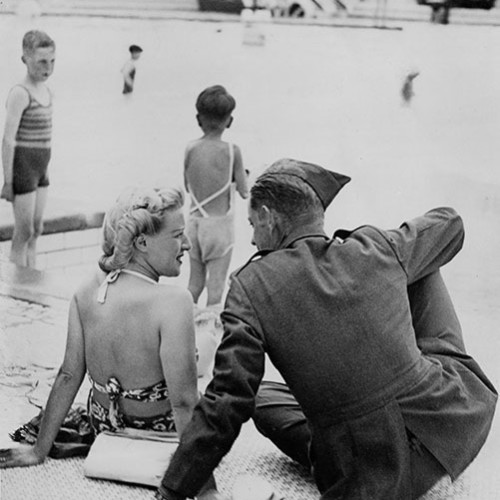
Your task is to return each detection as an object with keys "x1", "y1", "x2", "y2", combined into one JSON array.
[
  {"x1": 156, "y1": 283, "x2": 192, "y2": 303},
  {"x1": 150, "y1": 284, "x2": 192, "y2": 319},
  {"x1": 73, "y1": 269, "x2": 106, "y2": 303}
]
